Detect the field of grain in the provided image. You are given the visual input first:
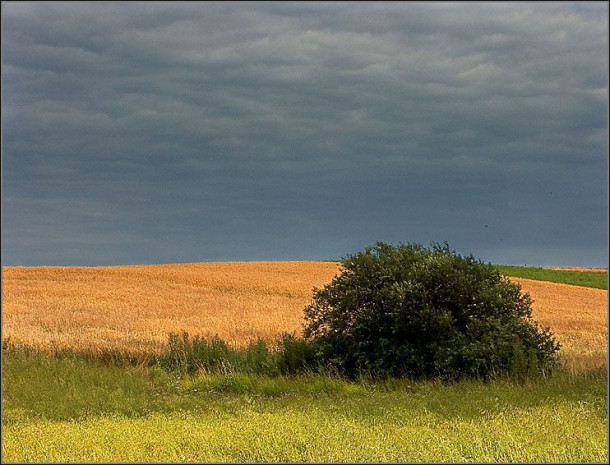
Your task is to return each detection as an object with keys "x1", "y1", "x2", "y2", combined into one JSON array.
[
  {"x1": 1, "y1": 262, "x2": 341, "y2": 354},
  {"x1": 509, "y1": 277, "x2": 607, "y2": 370},
  {"x1": 2, "y1": 262, "x2": 607, "y2": 369}
]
